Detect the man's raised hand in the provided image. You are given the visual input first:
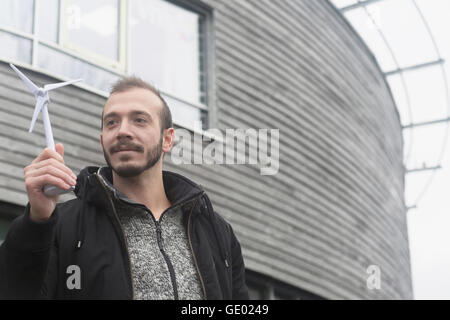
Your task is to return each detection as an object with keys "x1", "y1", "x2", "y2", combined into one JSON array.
[{"x1": 24, "y1": 143, "x2": 77, "y2": 222}]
